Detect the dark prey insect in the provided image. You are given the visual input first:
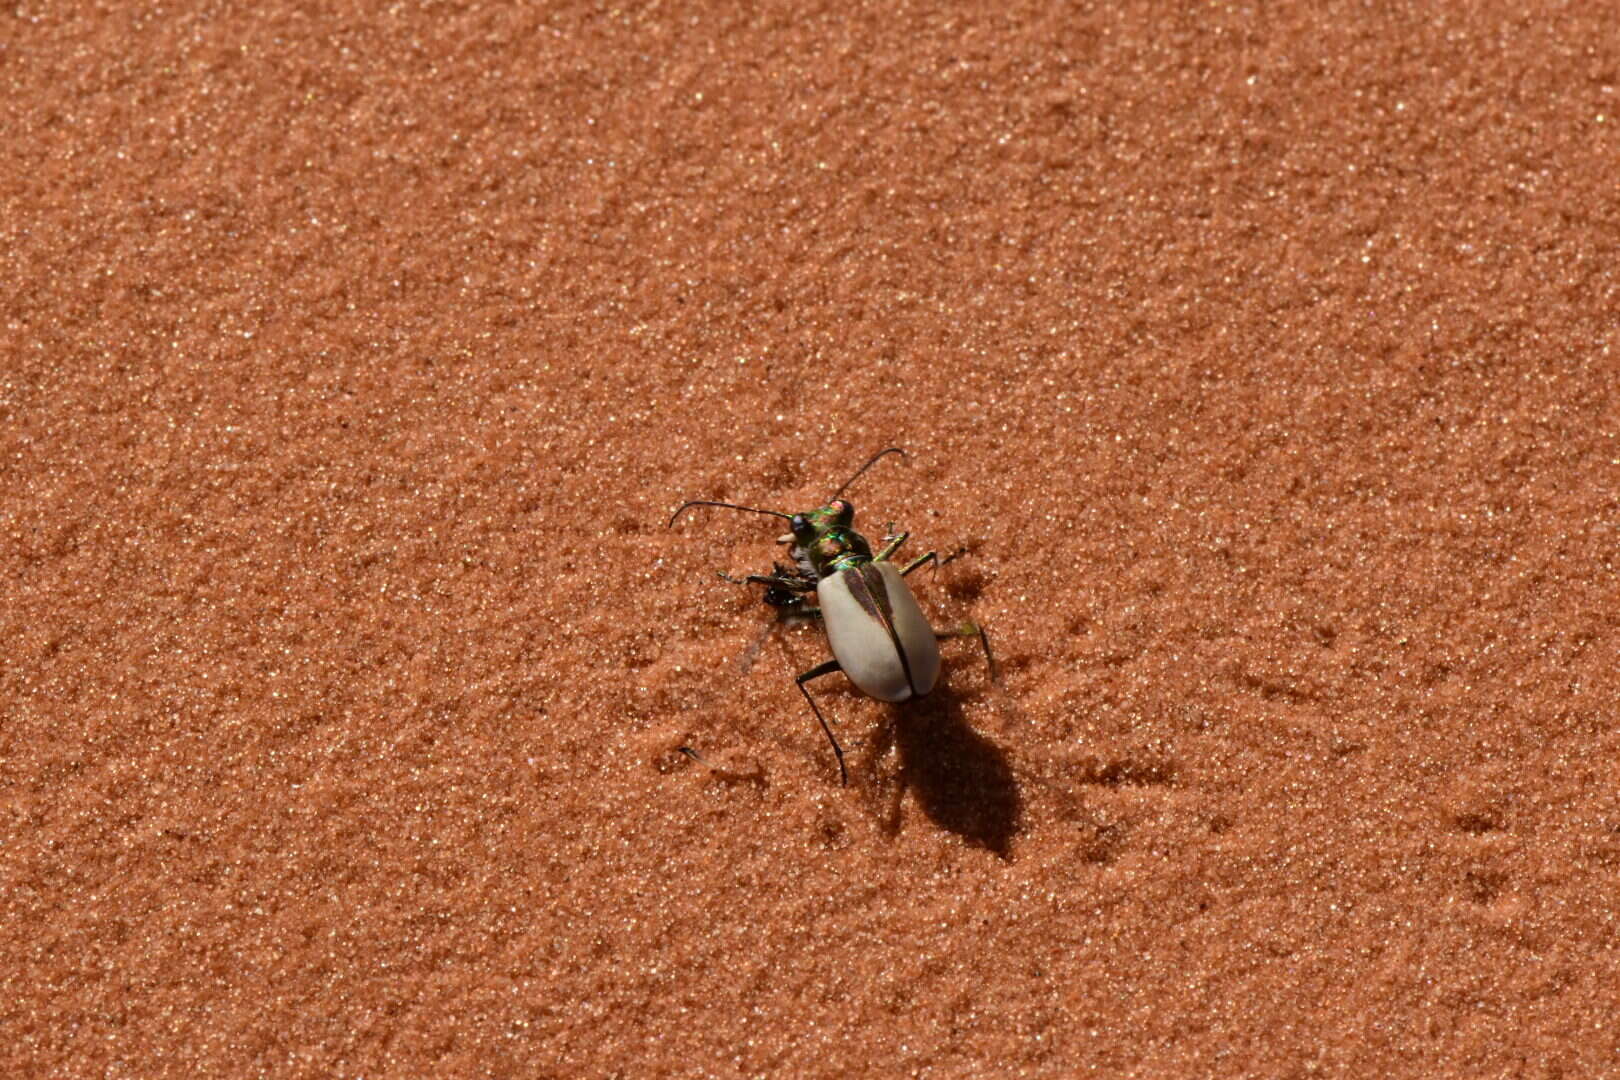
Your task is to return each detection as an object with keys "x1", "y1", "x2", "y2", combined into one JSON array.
[{"x1": 669, "y1": 449, "x2": 993, "y2": 784}]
